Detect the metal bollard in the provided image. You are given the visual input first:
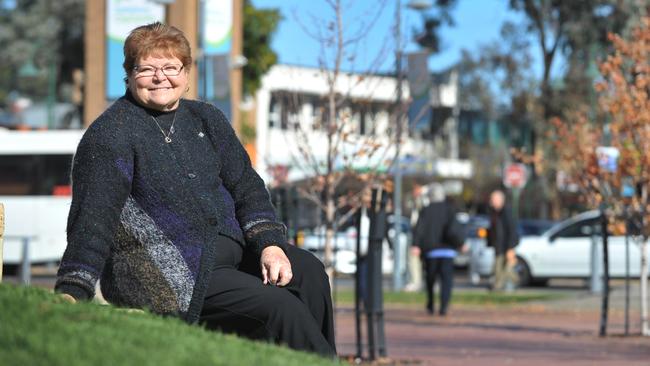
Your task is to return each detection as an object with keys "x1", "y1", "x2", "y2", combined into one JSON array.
[{"x1": 590, "y1": 234, "x2": 602, "y2": 293}]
